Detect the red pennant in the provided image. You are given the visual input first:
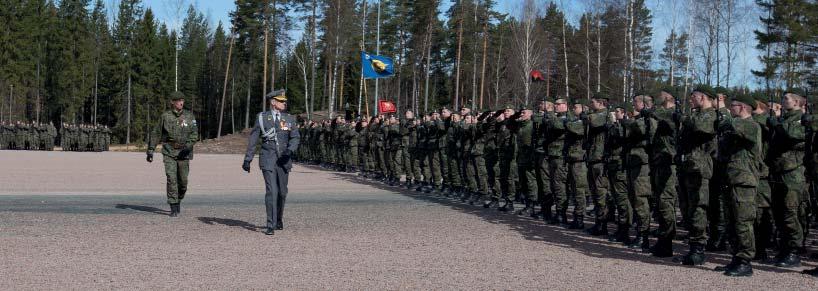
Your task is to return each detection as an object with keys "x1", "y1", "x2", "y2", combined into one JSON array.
[
  {"x1": 378, "y1": 100, "x2": 396, "y2": 113},
  {"x1": 530, "y1": 70, "x2": 546, "y2": 82}
]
